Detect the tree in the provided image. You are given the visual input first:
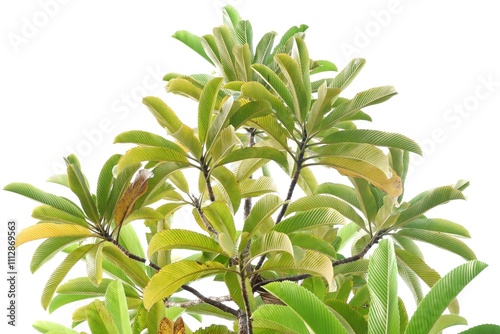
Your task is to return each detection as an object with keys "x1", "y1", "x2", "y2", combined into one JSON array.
[{"x1": 4, "y1": 6, "x2": 499, "y2": 334}]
